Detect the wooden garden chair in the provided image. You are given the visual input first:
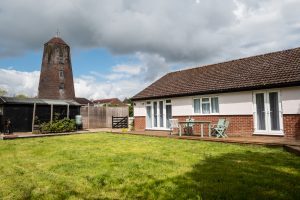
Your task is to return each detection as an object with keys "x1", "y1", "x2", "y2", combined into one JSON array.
[{"x1": 214, "y1": 120, "x2": 230, "y2": 138}]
